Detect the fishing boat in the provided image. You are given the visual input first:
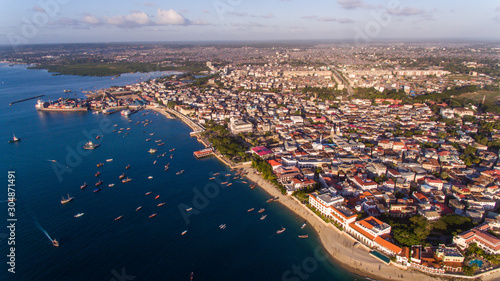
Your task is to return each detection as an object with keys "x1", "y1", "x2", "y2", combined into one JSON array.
[
  {"x1": 258, "y1": 208, "x2": 265, "y2": 213},
  {"x1": 106, "y1": 159, "x2": 113, "y2": 162},
  {"x1": 225, "y1": 174, "x2": 231, "y2": 176},
  {"x1": 157, "y1": 143, "x2": 164, "y2": 146},
  {"x1": 93, "y1": 188, "x2": 101, "y2": 193},
  {"x1": 219, "y1": 224, "x2": 226, "y2": 229},
  {"x1": 186, "y1": 207, "x2": 193, "y2": 212},
  {"x1": 95, "y1": 171, "x2": 101, "y2": 177},
  {"x1": 170, "y1": 154, "x2": 173, "y2": 159},
  {"x1": 213, "y1": 173, "x2": 219, "y2": 176},
  {"x1": 80, "y1": 182, "x2": 87, "y2": 190},
  {"x1": 115, "y1": 216, "x2": 123, "y2": 221},
  {"x1": 176, "y1": 170, "x2": 185, "y2": 175},
  {"x1": 97, "y1": 163, "x2": 104, "y2": 167},
  {"x1": 250, "y1": 184, "x2": 256, "y2": 189},
  {"x1": 108, "y1": 183, "x2": 115, "y2": 187},
  {"x1": 209, "y1": 177, "x2": 215, "y2": 180},
  {"x1": 136, "y1": 206, "x2": 142, "y2": 211},
  {"x1": 157, "y1": 202, "x2": 165, "y2": 207},
  {"x1": 149, "y1": 213, "x2": 157, "y2": 218},
  {"x1": 276, "y1": 227, "x2": 286, "y2": 234},
  {"x1": 95, "y1": 180, "x2": 103, "y2": 186},
  {"x1": 190, "y1": 272, "x2": 194, "y2": 281},
  {"x1": 266, "y1": 198, "x2": 274, "y2": 203},
  {"x1": 154, "y1": 195, "x2": 160, "y2": 200},
  {"x1": 145, "y1": 191, "x2": 152, "y2": 195},
  {"x1": 83, "y1": 141, "x2": 99, "y2": 150},
  {"x1": 247, "y1": 208, "x2": 254, "y2": 212},
  {"x1": 221, "y1": 182, "x2": 228, "y2": 185},
  {"x1": 52, "y1": 239, "x2": 59, "y2": 247},
  {"x1": 181, "y1": 230, "x2": 188, "y2": 235},
  {"x1": 61, "y1": 194, "x2": 74, "y2": 204},
  {"x1": 260, "y1": 215, "x2": 267, "y2": 220},
  {"x1": 148, "y1": 148, "x2": 157, "y2": 154},
  {"x1": 298, "y1": 234, "x2": 309, "y2": 238},
  {"x1": 242, "y1": 181, "x2": 248, "y2": 184},
  {"x1": 74, "y1": 213, "x2": 84, "y2": 218},
  {"x1": 125, "y1": 164, "x2": 130, "y2": 169},
  {"x1": 122, "y1": 178, "x2": 132, "y2": 183},
  {"x1": 227, "y1": 183, "x2": 233, "y2": 186},
  {"x1": 148, "y1": 176, "x2": 153, "y2": 179},
  {"x1": 301, "y1": 222, "x2": 307, "y2": 229},
  {"x1": 8, "y1": 134, "x2": 21, "y2": 143},
  {"x1": 145, "y1": 138, "x2": 151, "y2": 141},
  {"x1": 119, "y1": 173, "x2": 126, "y2": 180}
]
